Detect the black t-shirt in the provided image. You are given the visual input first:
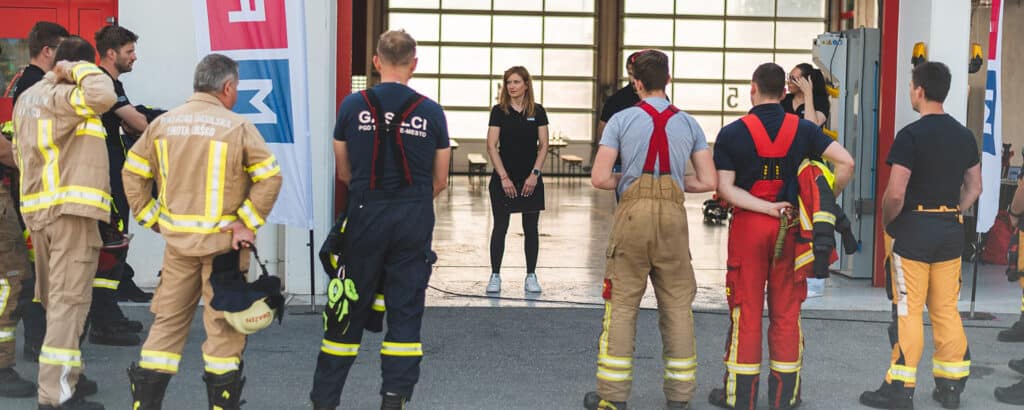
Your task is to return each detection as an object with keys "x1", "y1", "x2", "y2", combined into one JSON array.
[
  {"x1": 782, "y1": 93, "x2": 830, "y2": 124},
  {"x1": 887, "y1": 114, "x2": 979, "y2": 210},
  {"x1": 99, "y1": 67, "x2": 134, "y2": 227},
  {"x1": 10, "y1": 64, "x2": 45, "y2": 104},
  {"x1": 488, "y1": 104, "x2": 549, "y2": 182},
  {"x1": 600, "y1": 84, "x2": 640, "y2": 122},
  {"x1": 334, "y1": 83, "x2": 449, "y2": 194},
  {"x1": 713, "y1": 104, "x2": 834, "y2": 203}
]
